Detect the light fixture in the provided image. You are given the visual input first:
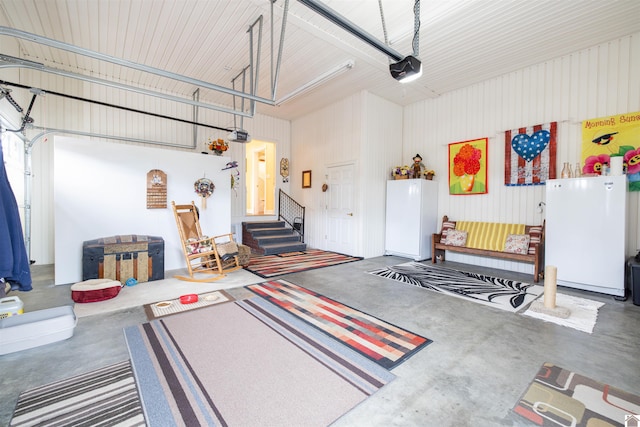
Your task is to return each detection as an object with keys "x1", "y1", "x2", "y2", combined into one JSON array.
[
  {"x1": 389, "y1": 55, "x2": 422, "y2": 83},
  {"x1": 297, "y1": 0, "x2": 422, "y2": 83},
  {"x1": 276, "y1": 59, "x2": 355, "y2": 105}
]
